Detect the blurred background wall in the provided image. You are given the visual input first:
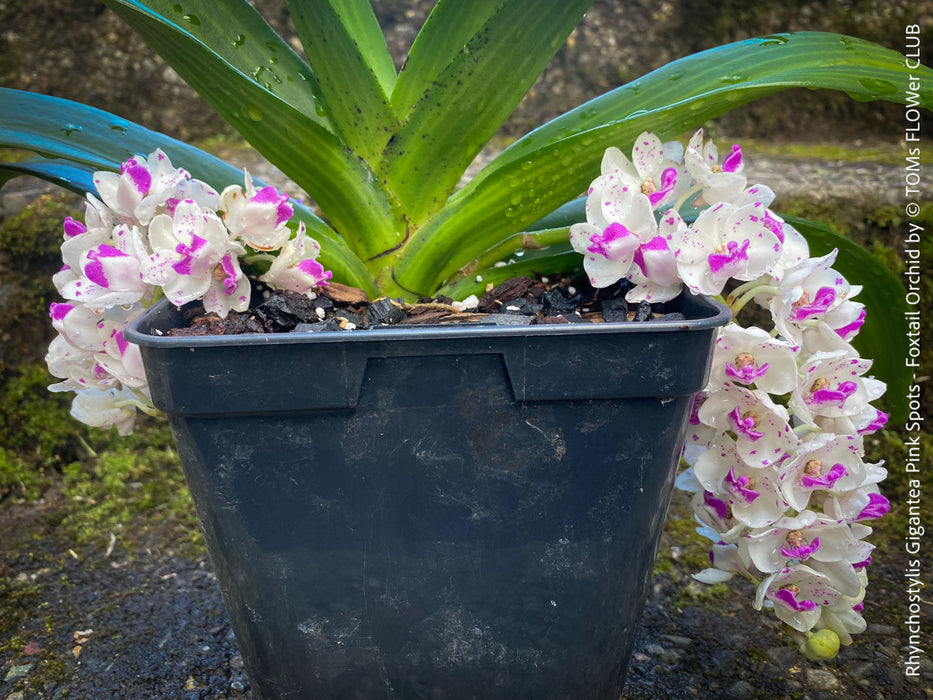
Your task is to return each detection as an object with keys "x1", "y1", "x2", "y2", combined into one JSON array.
[{"x1": 2, "y1": 0, "x2": 929, "y2": 143}]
